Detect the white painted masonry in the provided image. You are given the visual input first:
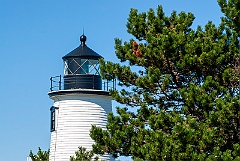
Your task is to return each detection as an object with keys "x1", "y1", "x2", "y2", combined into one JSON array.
[{"x1": 49, "y1": 90, "x2": 114, "y2": 161}]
